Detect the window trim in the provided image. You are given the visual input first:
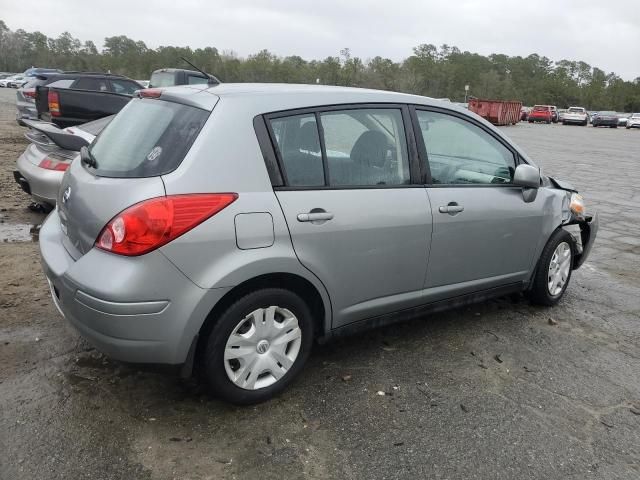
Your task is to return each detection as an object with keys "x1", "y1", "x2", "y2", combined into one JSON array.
[
  {"x1": 410, "y1": 105, "x2": 524, "y2": 188},
  {"x1": 260, "y1": 103, "x2": 421, "y2": 190}
]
